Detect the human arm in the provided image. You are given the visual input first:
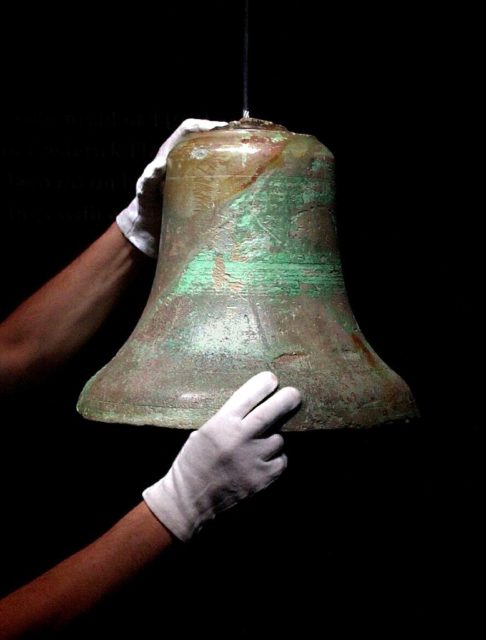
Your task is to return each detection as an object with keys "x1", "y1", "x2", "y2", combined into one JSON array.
[
  {"x1": 0, "y1": 502, "x2": 171, "y2": 638},
  {"x1": 0, "y1": 118, "x2": 226, "y2": 394},
  {"x1": 0, "y1": 372, "x2": 300, "y2": 637},
  {"x1": 0, "y1": 223, "x2": 144, "y2": 393}
]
